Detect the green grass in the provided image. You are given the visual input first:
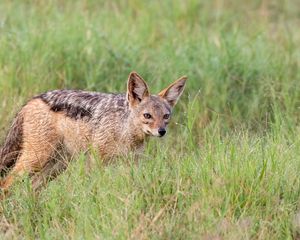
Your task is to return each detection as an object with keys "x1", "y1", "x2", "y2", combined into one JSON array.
[{"x1": 1, "y1": 0, "x2": 300, "y2": 239}]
